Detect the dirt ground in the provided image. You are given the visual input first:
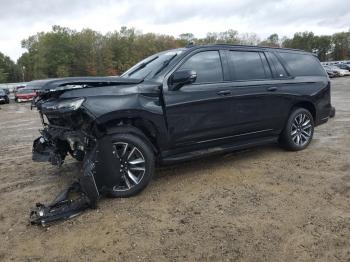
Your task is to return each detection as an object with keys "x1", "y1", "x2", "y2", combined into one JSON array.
[{"x1": 0, "y1": 78, "x2": 349, "y2": 262}]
